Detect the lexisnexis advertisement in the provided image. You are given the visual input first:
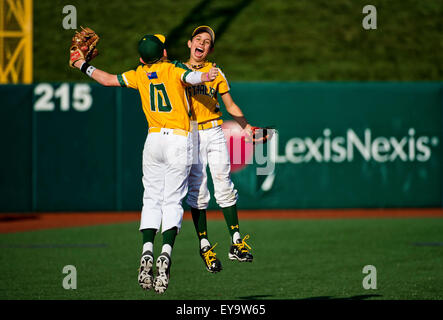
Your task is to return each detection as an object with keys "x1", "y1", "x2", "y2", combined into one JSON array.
[
  {"x1": 270, "y1": 128, "x2": 439, "y2": 164},
  {"x1": 224, "y1": 82, "x2": 442, "y2": 209},
  {"x1": 1, "y1": 82, "x2": 441, "y2": 211}
]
